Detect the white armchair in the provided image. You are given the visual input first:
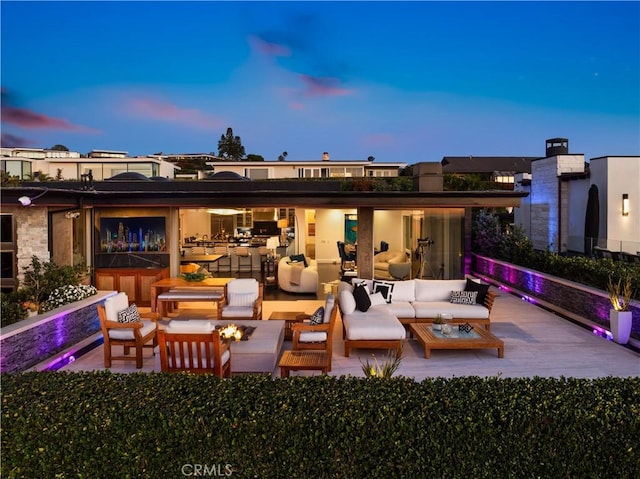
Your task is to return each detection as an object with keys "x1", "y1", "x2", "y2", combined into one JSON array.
[
  {"x1": 97, "y1": 292, "x2": 158, "y2": 368},
  {"x1": 278, "y1": 256, "x2": 319, "y2": 293},
  {"x1": 216, "y1": 278, "x2": 263, "y2": 320}
]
